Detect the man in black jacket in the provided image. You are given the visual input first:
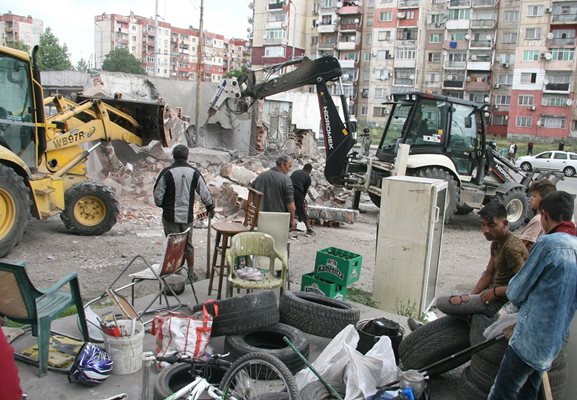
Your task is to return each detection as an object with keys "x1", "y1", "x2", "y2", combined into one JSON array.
[
  {"x1": 154, "y1": 145, "x2": 214, "y2": 277},
  {"x1": 290, "y1": 163, "x2": 314, "y2": 235}
]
